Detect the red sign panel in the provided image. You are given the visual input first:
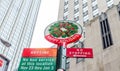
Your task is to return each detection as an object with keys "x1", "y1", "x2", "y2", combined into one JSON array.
[
  {"x1": 0, "y1": 59, "x2": 3, "y2": 67},
  {"x1": 66, "y1": 48, "x2": 93, "y2": 58},
  {"x1": 22, "y1": 48, "x2": 57, "y2": 57},
  {"x1": 45, "y1": 34, "x2": 81, "y2": 45}
]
